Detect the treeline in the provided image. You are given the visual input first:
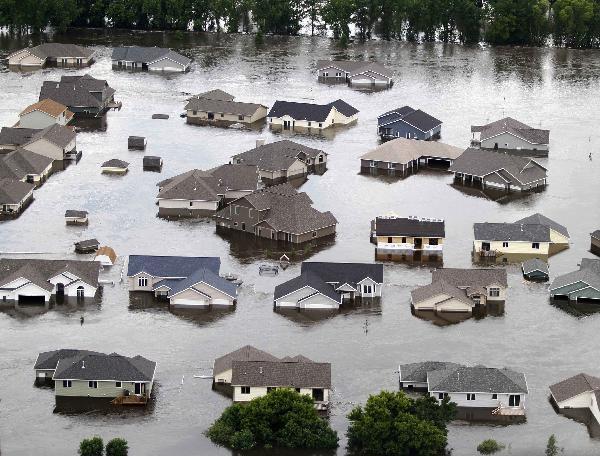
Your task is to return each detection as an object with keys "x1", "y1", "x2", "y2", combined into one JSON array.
[{"x1": 1, "y1": 0, "x2": 600, "y2": 48}]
